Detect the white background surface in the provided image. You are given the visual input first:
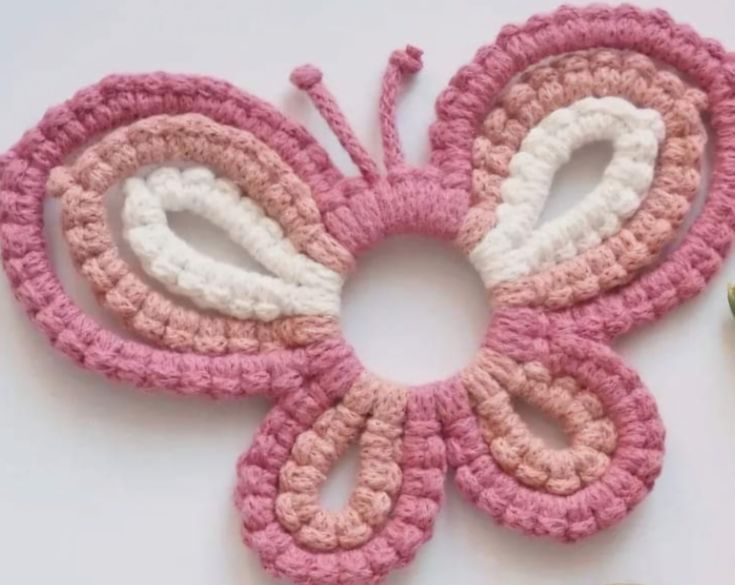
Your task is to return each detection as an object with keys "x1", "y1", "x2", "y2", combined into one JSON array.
[{"x1": 2, "y1": 1, "x2": 735, "y2": 584}]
